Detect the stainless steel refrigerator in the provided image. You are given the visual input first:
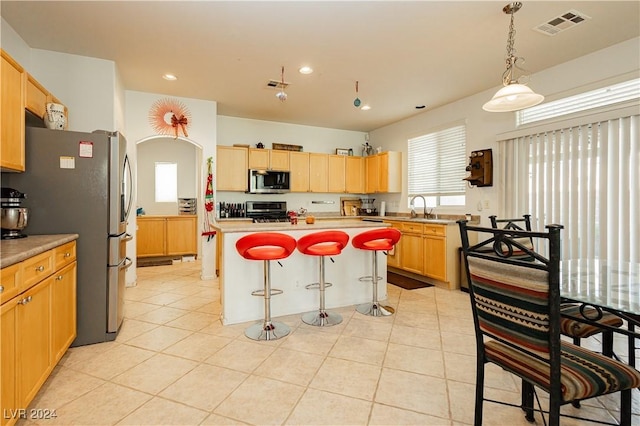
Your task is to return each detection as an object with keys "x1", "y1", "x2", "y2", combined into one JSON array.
[{"x1": 3, "y1": 127, "x2": 133, "y2": 346}]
